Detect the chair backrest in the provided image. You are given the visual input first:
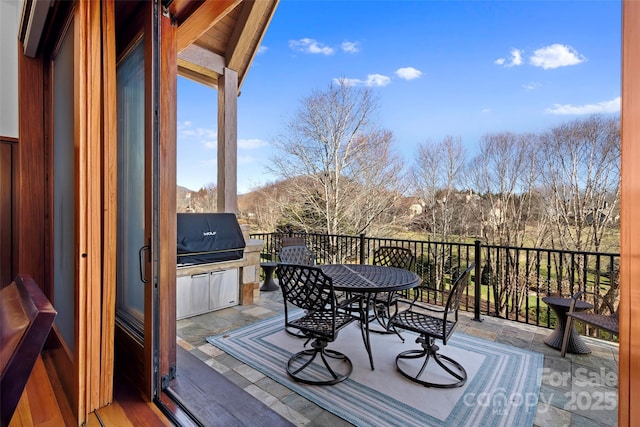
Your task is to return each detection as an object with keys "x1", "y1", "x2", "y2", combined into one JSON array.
[
  {"x1": 281, "y1": 236, "x2": 306, "y2": 247},
  {"x1": 279, "y1": 245, "x2": 316, "y2": 266},
  {"x1": 372, "y1": 246, "x2": 414, "y2": 270},
  {"x1": 1, "y1": 274, "x2": 57, "y2": 426},
  {"x1": 276, "y1": 264, "x2": 335, "y2": 312},
  {"x1": 444, "y1": 264, "x2": 475, "y2": 322}
]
